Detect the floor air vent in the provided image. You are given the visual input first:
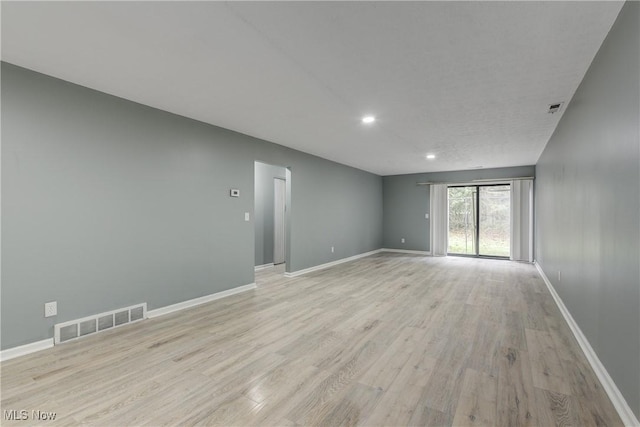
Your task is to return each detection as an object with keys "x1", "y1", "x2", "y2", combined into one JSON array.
[{"x1": 54, "y1": 303, "x2": 147, "y2": 344}]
